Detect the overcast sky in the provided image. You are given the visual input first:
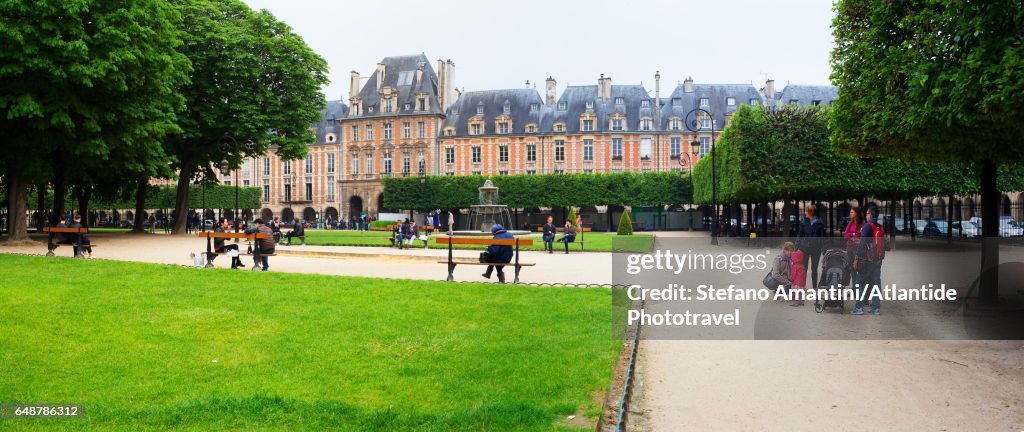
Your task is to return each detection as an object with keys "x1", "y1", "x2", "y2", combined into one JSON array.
[{"x1": 241, "y1": 0, "x2": 836, "y2": 101}]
